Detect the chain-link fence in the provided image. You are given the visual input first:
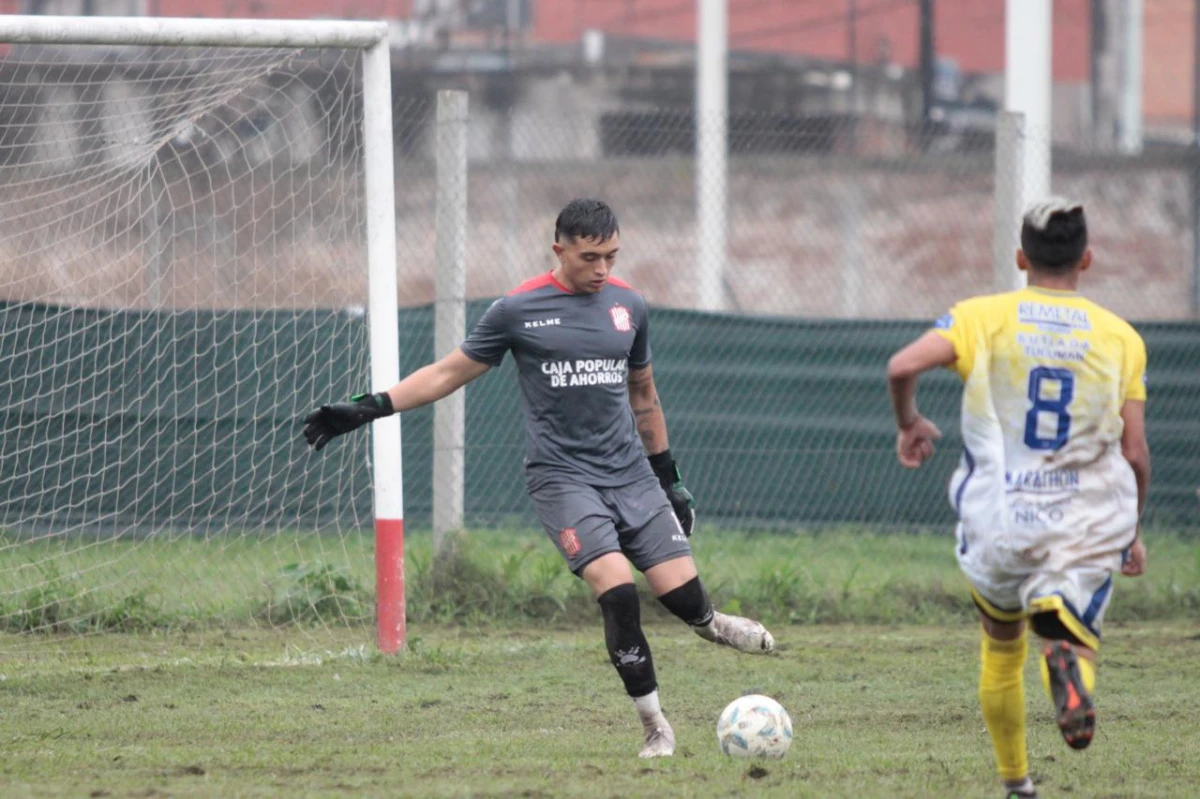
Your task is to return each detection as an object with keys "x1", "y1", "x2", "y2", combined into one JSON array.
[
  {"x1": 380, "y1": 97, "x2": 1195, "y2": 533},
  {"x1": 387, "y1": 105, "x2": 1193, "y2": 320},
  {"x1": 0, "y1": 59, "x2": 1195, "y2": 542}
]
